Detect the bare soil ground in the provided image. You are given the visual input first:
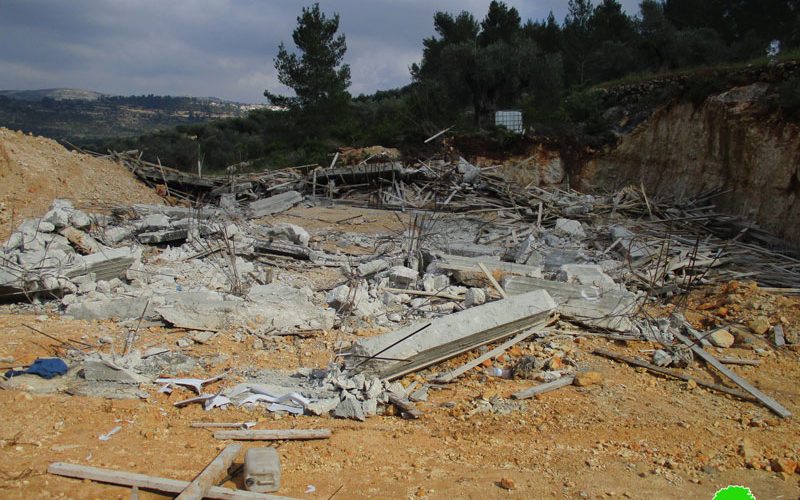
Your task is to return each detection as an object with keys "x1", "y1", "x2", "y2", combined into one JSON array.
[
  {"x1": 0, "y1": 127, "x2": 163, "y2": 240},
  {"x1": 0, "y1": 205, "x2": 798, "y2": 499}
]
